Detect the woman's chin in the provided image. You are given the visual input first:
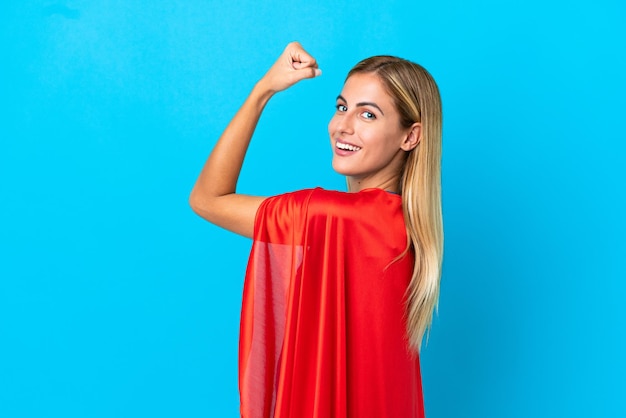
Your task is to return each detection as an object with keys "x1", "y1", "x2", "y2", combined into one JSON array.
[{"x1": 331, "y1": 159, "x2": 353, "y2": 176}]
